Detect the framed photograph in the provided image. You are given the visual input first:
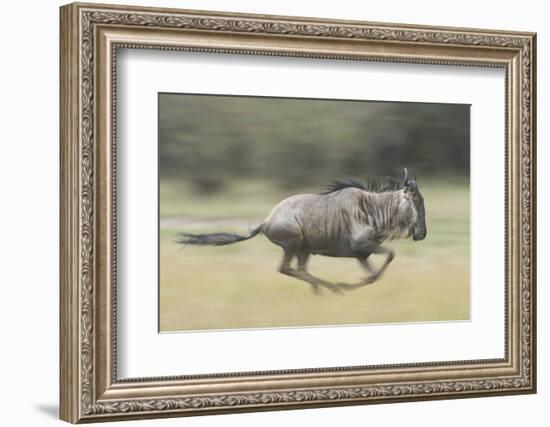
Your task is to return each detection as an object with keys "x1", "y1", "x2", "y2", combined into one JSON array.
[{"x1": 60, "y1": 2, "x2": 537, "y2": 423}]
